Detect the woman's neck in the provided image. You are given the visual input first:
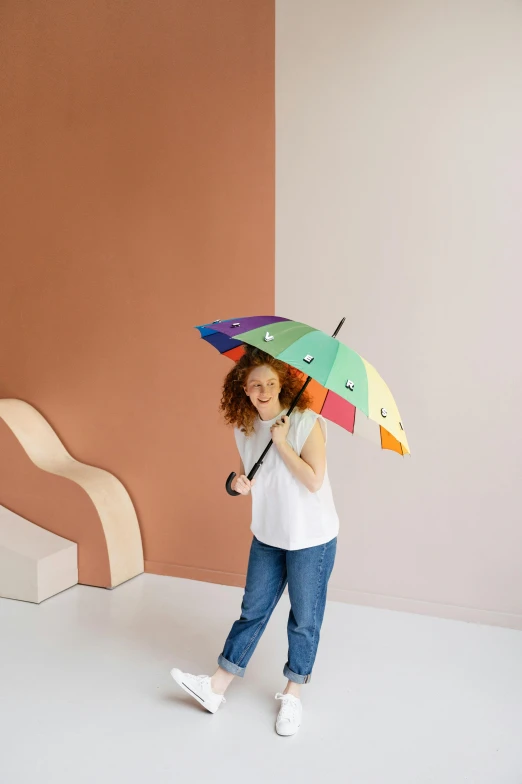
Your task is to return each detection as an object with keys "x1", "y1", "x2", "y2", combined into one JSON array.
[{"x1": 258, "y1": 403, "x2": 287, "y2": 422}]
